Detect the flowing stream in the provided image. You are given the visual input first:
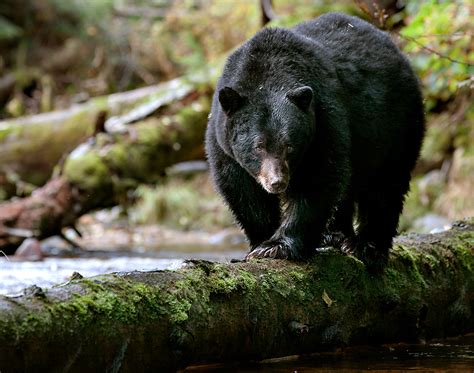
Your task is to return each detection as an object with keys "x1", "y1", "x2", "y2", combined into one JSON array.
[{"x1": 0, "y1": 244, "x2": 246, "y2": 296}]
